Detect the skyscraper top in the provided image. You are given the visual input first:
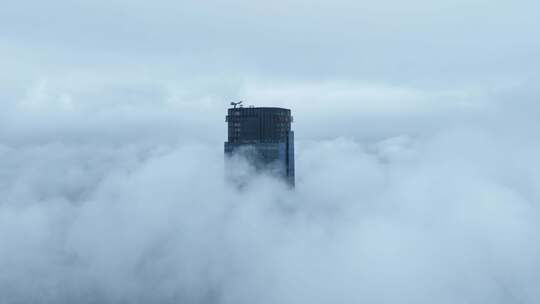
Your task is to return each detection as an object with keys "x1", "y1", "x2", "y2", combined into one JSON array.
[
  {"x1": 225, "y1": 105, "x2": 295, "y2": 187},
  {"x1": 226, "y1": 107, "x2": 293, "y2": 144}
]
